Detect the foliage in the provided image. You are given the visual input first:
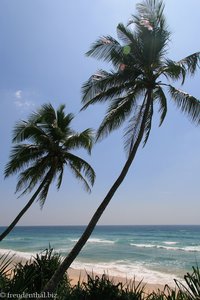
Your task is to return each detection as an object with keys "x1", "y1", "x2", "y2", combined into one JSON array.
[
  {"x1": 5, "y1": 103, "x2": 95, "y2": 208},
  {"x1": 0, "y1": 103, "x2": 96, "y2": 242},
  {"x1": 147, "y1": 285, "x2": 186, "y2": 300},
  {"x1": 174, "y1": 266, "x2": 200, "y2": 300},
  {"x1": 0, "y1": 248, "x2": 70, "y2": 300},
  {"x1": 0, "y1": 253, "x2": 14, "y2": 291},
  {"x1": 1, "y1": 250, "x2": 200, "y2": 300},
  {"x1": 82, "y1": 0, "x2": 200, "y2": 155},
  {"x1": 66, "y1": 273, "x2": 146, "y2": 300}
]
